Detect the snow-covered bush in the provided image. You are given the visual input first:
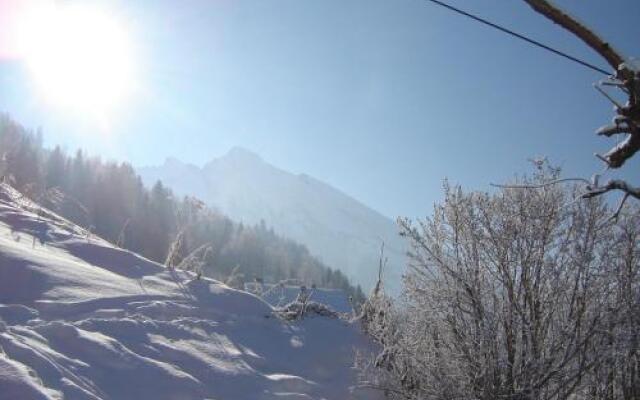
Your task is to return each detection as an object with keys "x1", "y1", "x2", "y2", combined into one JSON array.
[
  {"x1": 364, "y1": 167, "x2": 640, "y2": 400},
  {"x1": 275, "y1": 301, "x2": 341, "y2": 321}
]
